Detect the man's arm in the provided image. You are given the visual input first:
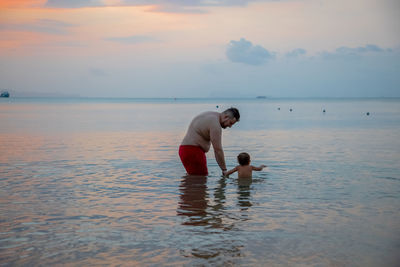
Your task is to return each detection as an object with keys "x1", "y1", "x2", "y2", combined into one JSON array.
[{"x1": 210, "y1": 121, "x2": 227, "y2": 172}]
